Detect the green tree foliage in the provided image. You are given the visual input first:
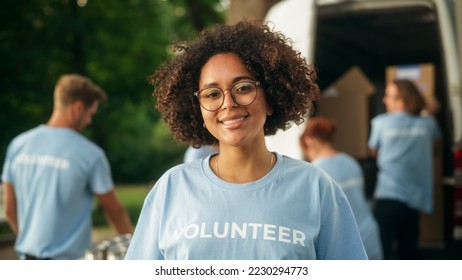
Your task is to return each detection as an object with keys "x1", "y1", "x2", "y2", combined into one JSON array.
[{"x1": 0, "y1": 0, "x2": 224, "y2": 184}]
